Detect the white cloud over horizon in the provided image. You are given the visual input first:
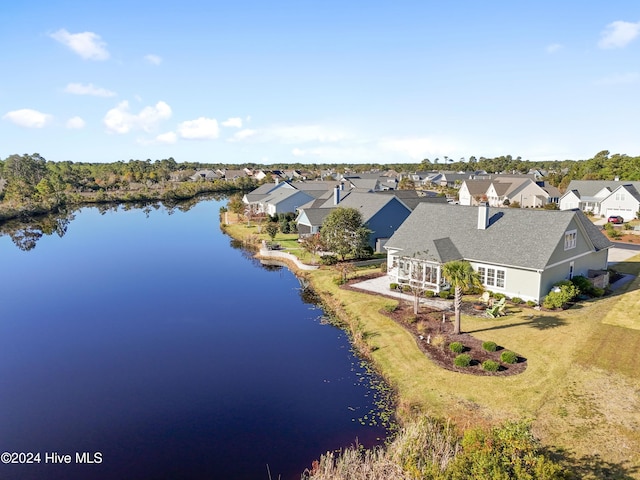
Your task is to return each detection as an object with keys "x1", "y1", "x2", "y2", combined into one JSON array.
[
  {"x1": 221, "y1": 117, "x2": 243, "y2": 128},
  {"x1": 598, "y1": 20, "x2": 640, "y2": 49},
  {"x1": 65, "y1": 82, "x2": 116, "y2": 97},
  {"x1": 177, "y1": 117, "x2": 219, "y2": 140},
  {"x1": 156, "y1": 131, "x2": 177, "y2": 144},
  {"x1": 228, "y1": 129, "x2": 257, "y2": 142},
  {"x1": 145, "y1": 54, "x2": 163, "y2": 65},
  {"x1": 103, "y1": 100, "x2": 172, "y2": 134},
  {"x1": 66, "y1": 116, "x2": 86, "y2": 129},
  {"x1": 50, "y1": 29, "x2": 110, "y2": 60},
  {"x1": 3, "y1": 109, "x2": 53, "y2": 128}
]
